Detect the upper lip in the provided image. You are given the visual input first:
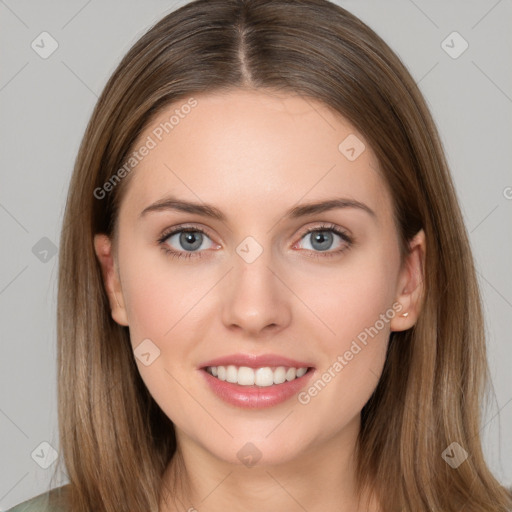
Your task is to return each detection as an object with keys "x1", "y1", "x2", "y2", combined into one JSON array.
[{"x1": 199, "y1": 353, "x2": 315, "y2": 369}]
